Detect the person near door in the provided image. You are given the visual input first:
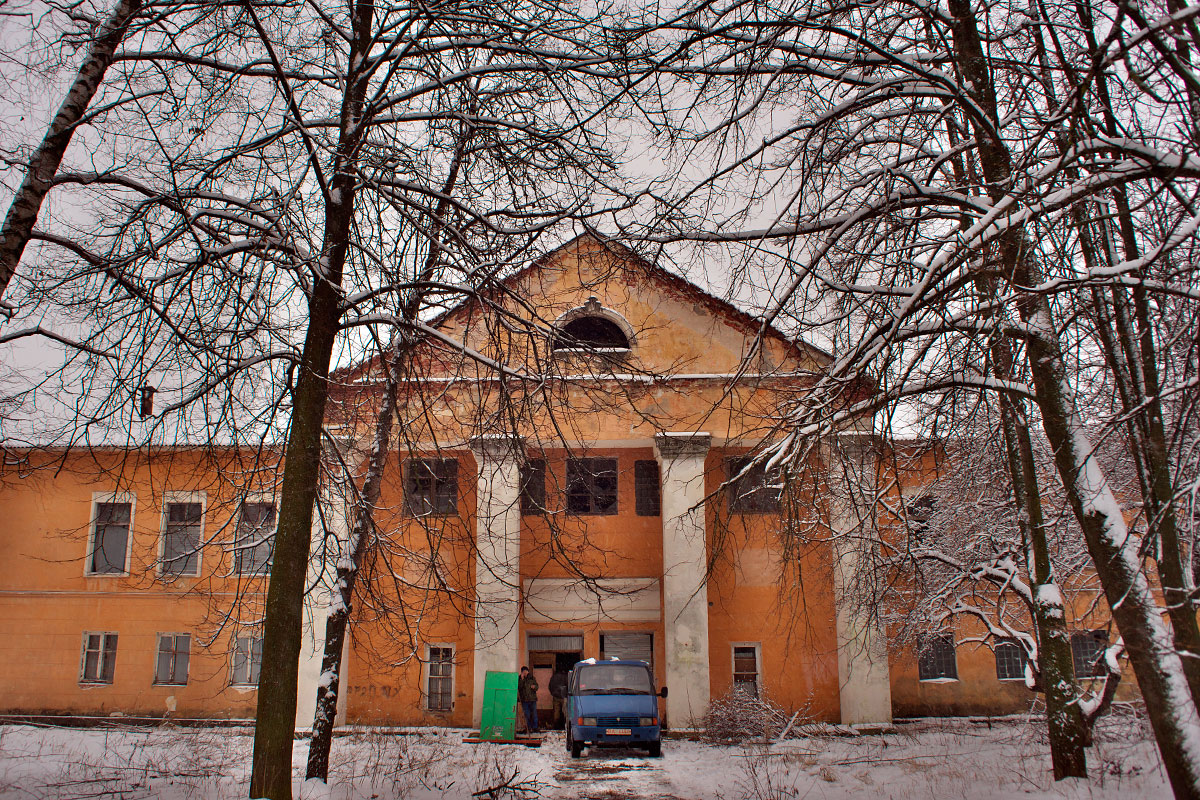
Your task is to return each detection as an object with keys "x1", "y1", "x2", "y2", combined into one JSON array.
[
  {"x1": 549, "y1": 668, "x2": 568, "y2": 729},
  {"x1": 518, "y1": 666, "x2": 539, "y2": 733}
]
